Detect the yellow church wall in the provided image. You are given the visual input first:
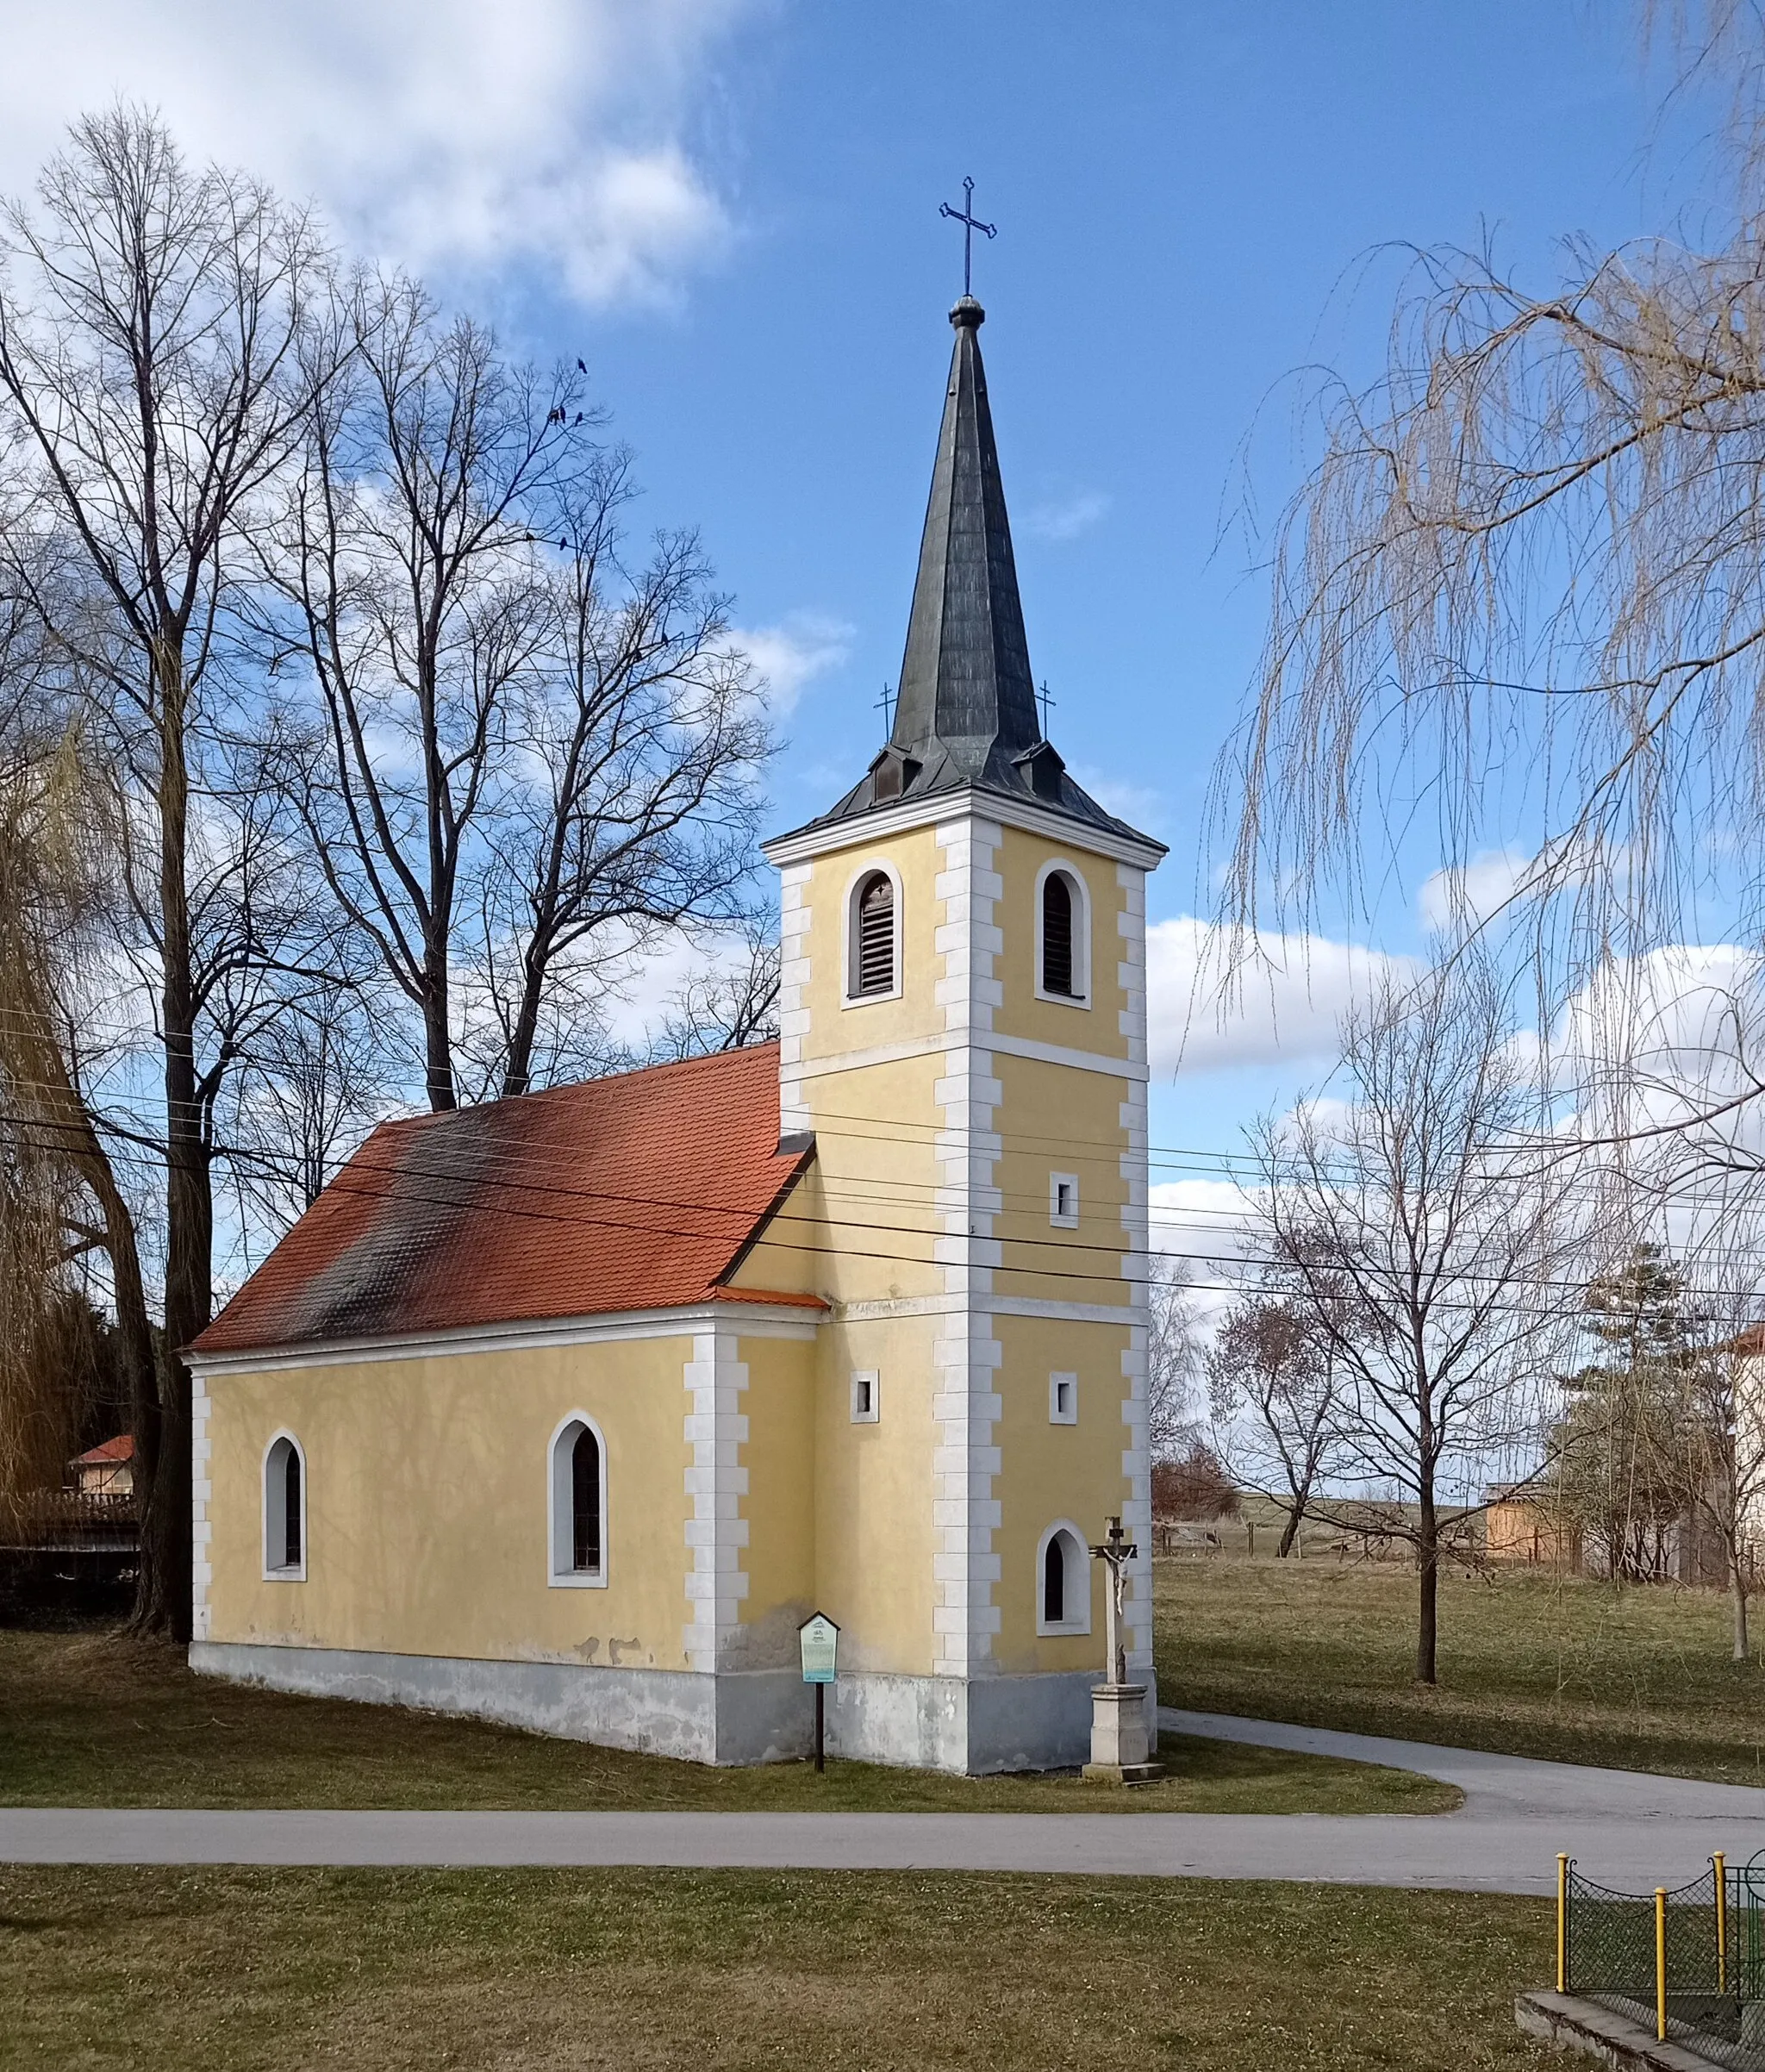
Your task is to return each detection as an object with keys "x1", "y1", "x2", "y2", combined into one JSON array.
[
  {"x1": 989, "y1": 1052, "x2": 1131, "y2": 1308},
  {"x1": 808, "y1": 1313, "x2": 940, "y2": 1676},
  {"x1": 990, "y1": 1310, "x2": 1134, "y2": 1676},
  {"x1": 991, "y1": 827, "x2": 1132, "y2": 1055},
  {"x1": 756, "y1": 1066, "x2": 946, "y2": 1309},
  {"x1": 734, "y1": 1331, "x2": 816, "y2": 1663},
  {"x1": 203, "y1": 1335, "x2": 695, "y2": 1671},
  {"x1": 796, "y1": 824, "x2": 945, "y2": 1059}
]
